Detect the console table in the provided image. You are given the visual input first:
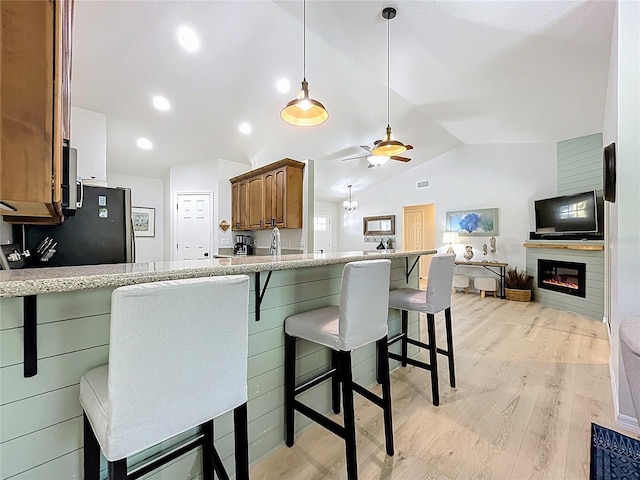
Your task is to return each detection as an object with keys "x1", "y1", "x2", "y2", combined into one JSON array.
[{"x1": 455, "y1": 261, "x2": 508, "y2": 298}]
